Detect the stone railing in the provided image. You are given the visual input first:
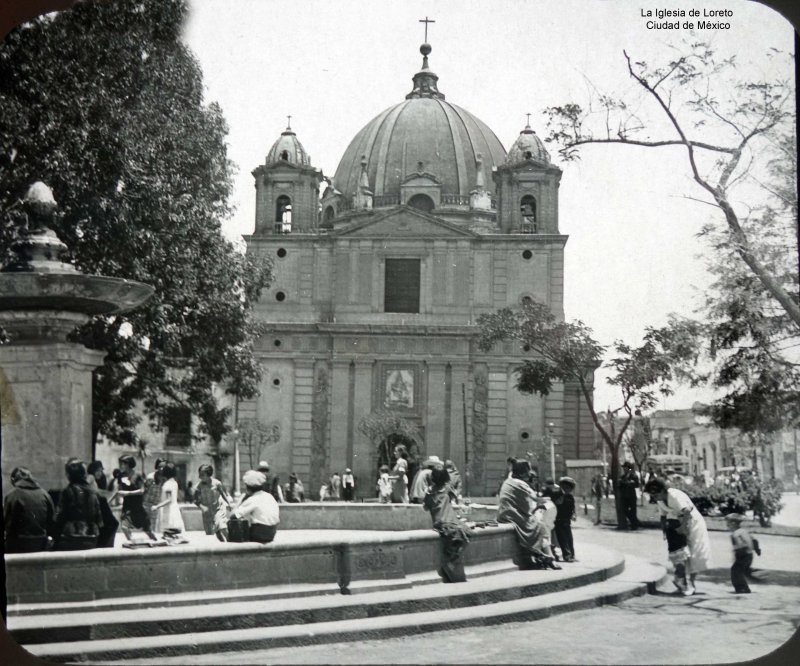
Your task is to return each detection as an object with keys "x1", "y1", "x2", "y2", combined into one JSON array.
[{"x1": 440, "y1": 193, "x2": 470, "y2": 206}]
